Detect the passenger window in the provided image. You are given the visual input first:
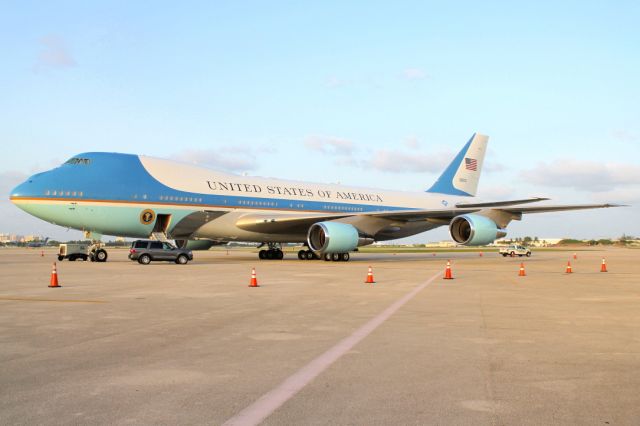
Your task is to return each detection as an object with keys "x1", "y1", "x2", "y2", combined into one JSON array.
[
  {"x1": 150, "y1": 242, "x2": 163, "y2": 250},
  {"x1": 134, "y1": 241, "x2": 147, "y2": 249},
  {"x1": 162, "y1": 243, "x2": 173, "y2": 250}
]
